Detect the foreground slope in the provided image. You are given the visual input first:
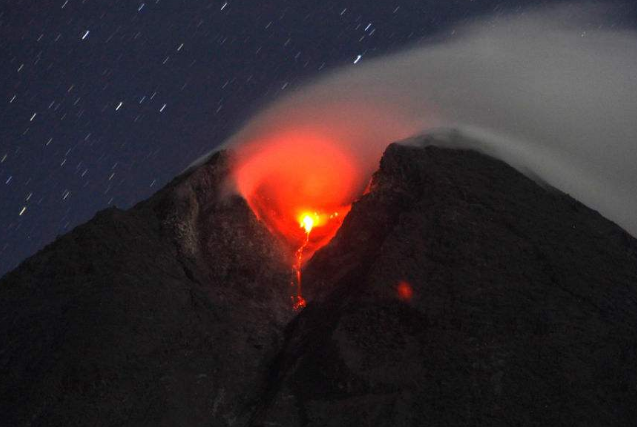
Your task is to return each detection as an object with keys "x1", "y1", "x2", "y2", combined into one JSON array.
[
  {"x1": 0, "y1": 151, "x2": 294, "y2": 426},
  {"x1": 2, "y1": 135, "x2": 637, "y2": 426},
  {"x1": 252, "y1": 138, "x2": 637, "y2": 426}
]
